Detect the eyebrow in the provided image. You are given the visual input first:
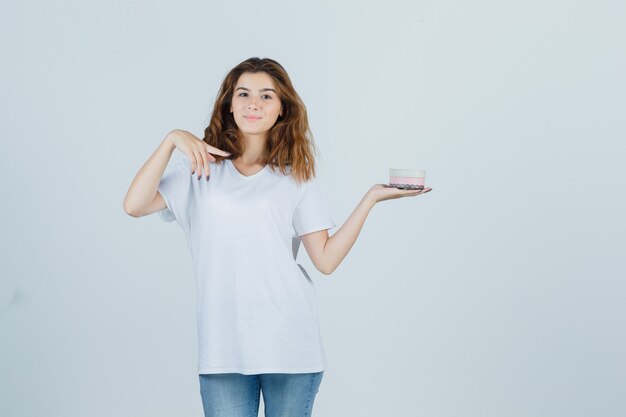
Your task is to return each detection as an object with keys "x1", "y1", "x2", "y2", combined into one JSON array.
[{"x1": 235, "y1": 87, "x2": 276, "y2": 93}]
